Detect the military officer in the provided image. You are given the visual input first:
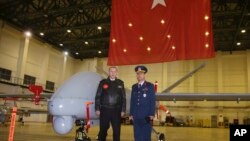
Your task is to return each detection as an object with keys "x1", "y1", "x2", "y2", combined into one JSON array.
[
  {"x1": 129, "y1": 66, "x2": 156, "y2": 141},
  {"x1": 95, "y1": 66, "x2": 126, "y2": 141}
]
